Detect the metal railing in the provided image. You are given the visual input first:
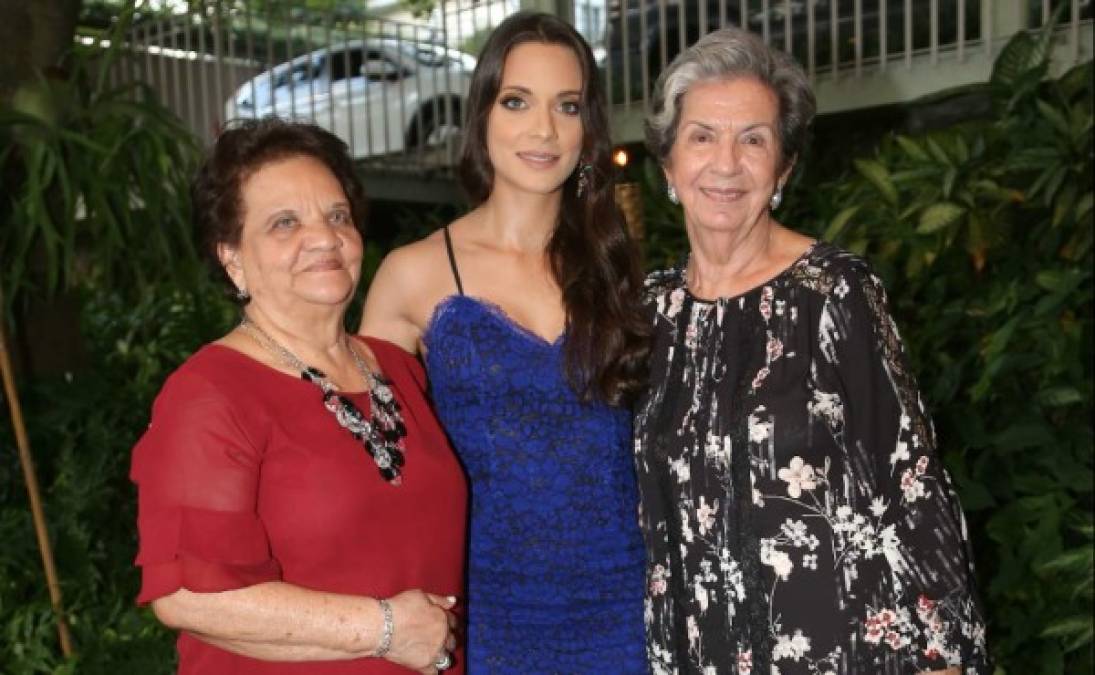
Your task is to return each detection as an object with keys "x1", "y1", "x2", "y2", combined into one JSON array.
[
  {"x1": 97, "y1": 4, "x2": 474, "y2": 170},
  {"x1": 95, "y1": 0, "x2": 1091, "y2": 176},
  {"x1": 602, "y1": 0, "x2": 1092, "y2": 108}
]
